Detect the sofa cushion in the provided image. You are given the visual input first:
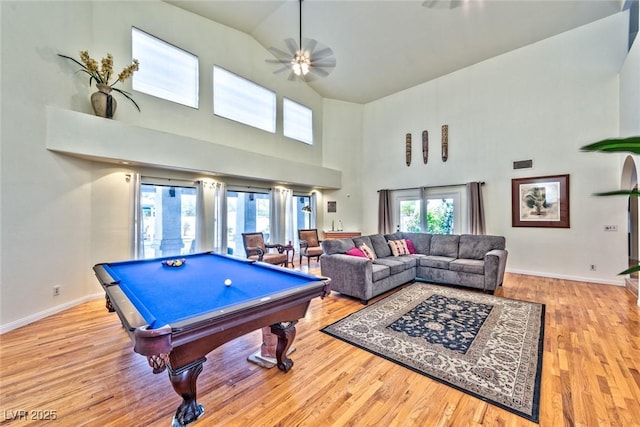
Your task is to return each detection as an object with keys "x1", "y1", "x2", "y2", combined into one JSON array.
[
  {"x1": 371, "y1": 263, "x2": 391, "y2": 281},
  {"x1": 401, "y1": 233, "x2": 431, "y2": 254},
  {"x1": 370, "y1": 234, "x2": 392, "y2": 258},
  {"x1": 421, "y1": 255, "x2": 455, "y2": 269},
  {"x1": 388, "y1": 239, "x2": 409, "y2": 256},
  {"x1": 345, "y1": 247, "x2": 367, "y2": 258},
  {"x1": 321, "y1": 238, "x2": 355, "y2": 255},
  {"x1": 449, "y1": 258, "x2": 485, "y2": 275},
  {"x1": 405, "y1": 239, "x2": 417, "y2": 254},
  {"x1": 430, "y1": 235, "x2": 460, "y2": 258},
  {"x1": 395, "y1": 255, "x2": 418, "y2": 268},
  {"x1": 384, "y1": 232, "x2": 403, "y2": 241},
  {"x1": 353, "y1": 236, "x2": 374, "y2": 254},
  {"x1": 373, "y1": 258, "x2": 406, "y2": 274},
  {"x1": 359, "y1": 243, "x2": 377, "y2": 261},
  {"x1": 458, "y1": 235, "x2": 506, "y2": 260}
]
